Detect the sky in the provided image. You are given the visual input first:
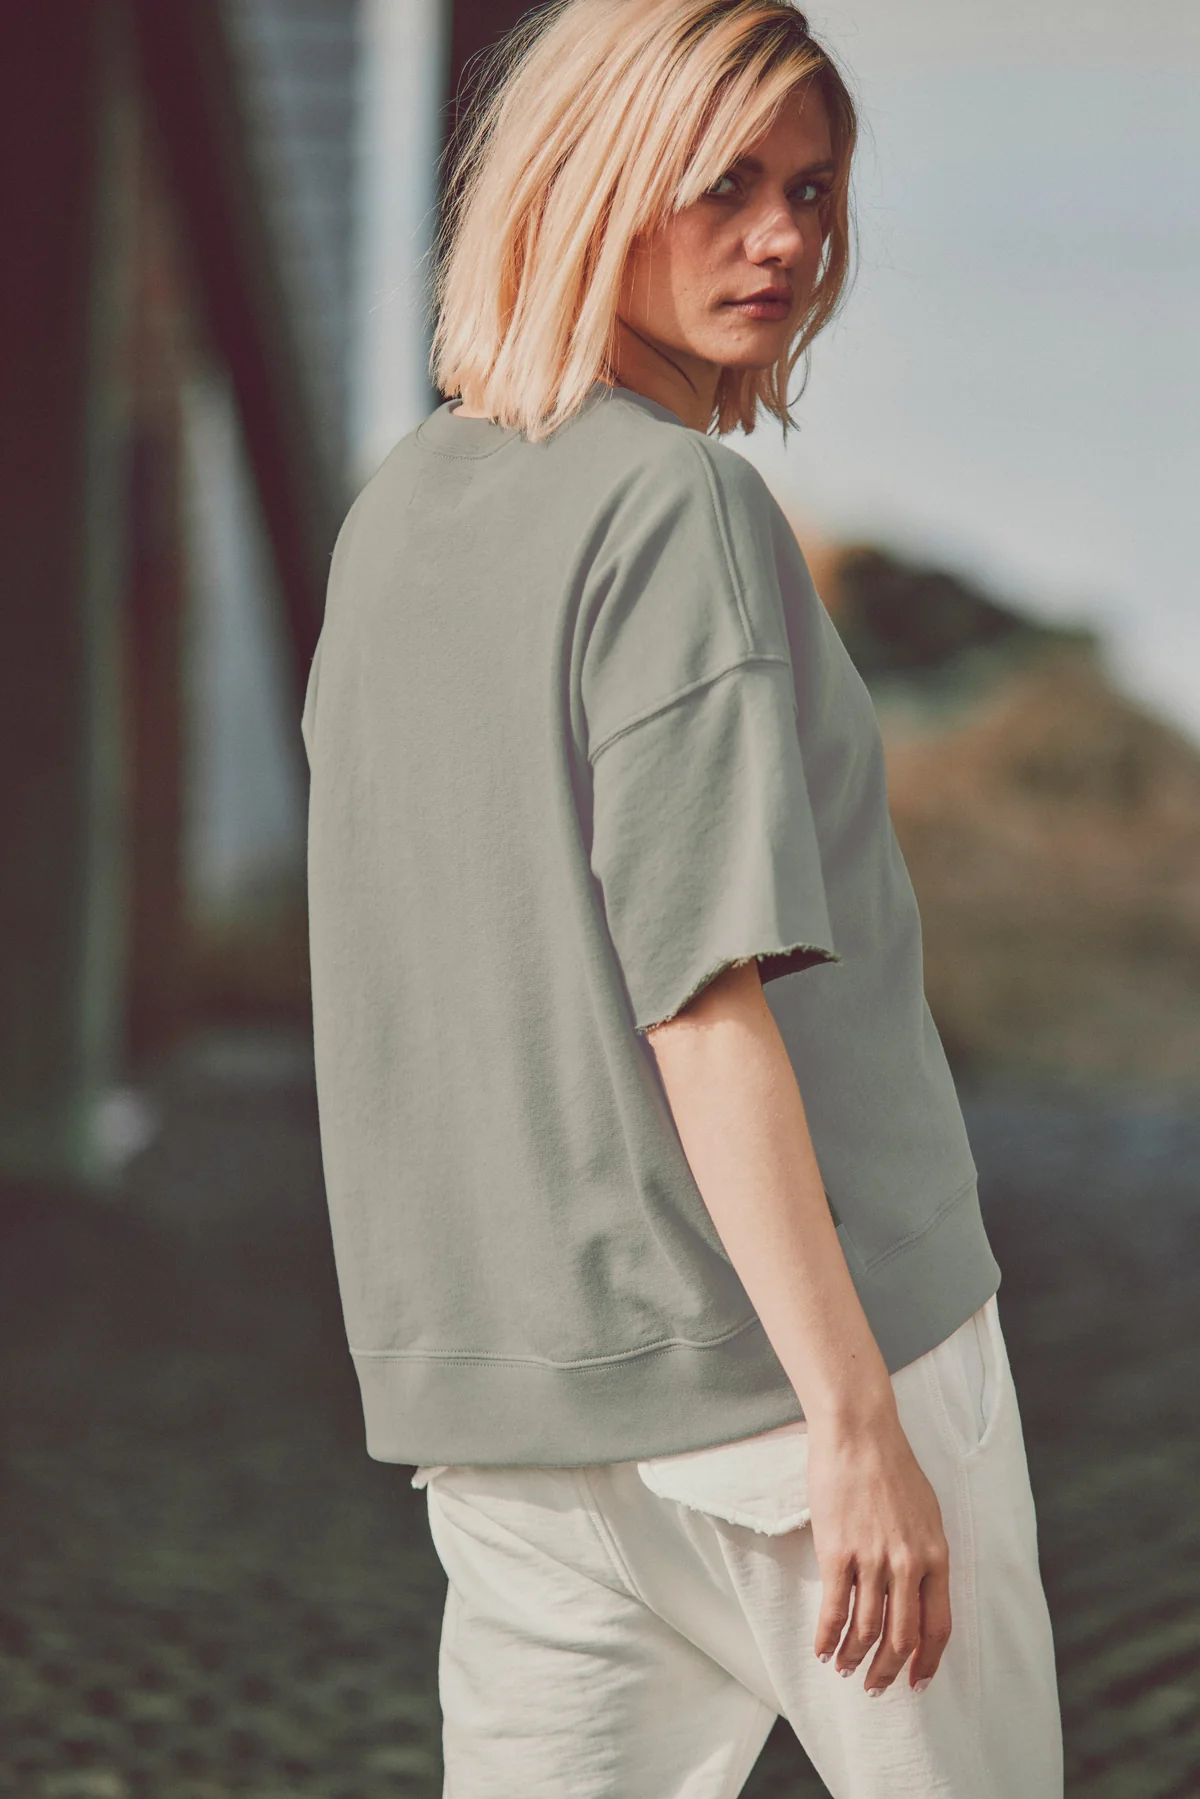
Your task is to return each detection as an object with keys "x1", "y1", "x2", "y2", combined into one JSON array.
[{"x1": 356, "y1": 0, "x2": 1200, "y2": 741}]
